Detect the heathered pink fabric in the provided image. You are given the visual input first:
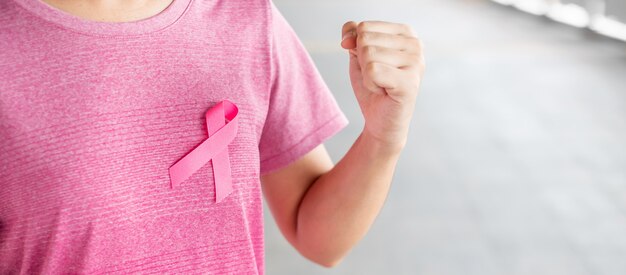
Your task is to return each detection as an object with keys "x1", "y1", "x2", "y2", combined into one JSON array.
[{"x1": 0, "y1": 0, "x2": 349, "y2": 273}]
